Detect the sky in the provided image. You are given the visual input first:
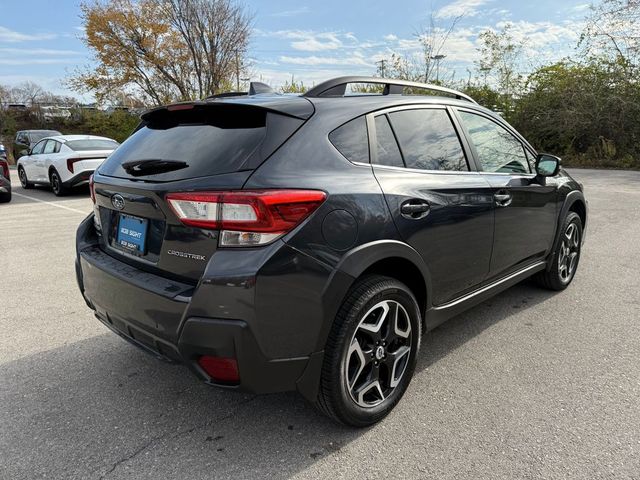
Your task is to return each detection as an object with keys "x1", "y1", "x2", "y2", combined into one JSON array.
[{"x1": 0, "y1": 0, "x2": 592, "y2": 101}]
